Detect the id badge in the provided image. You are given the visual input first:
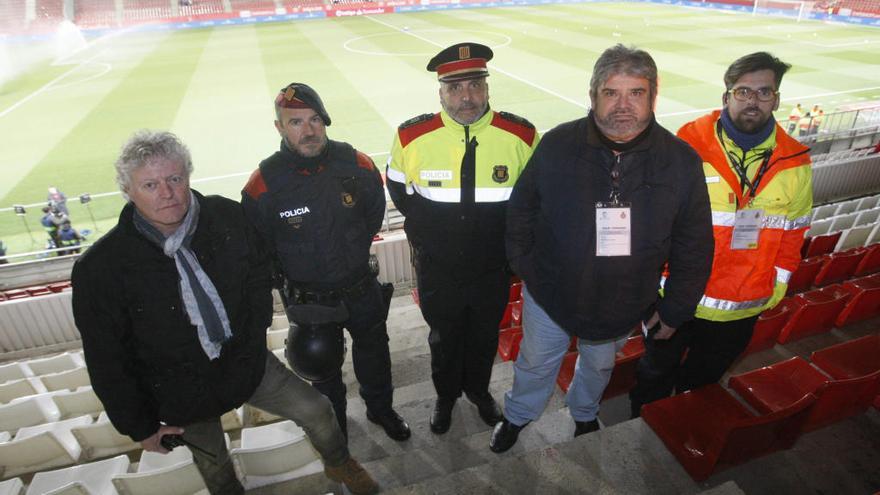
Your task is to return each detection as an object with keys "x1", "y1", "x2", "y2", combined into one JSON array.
[
  {"x1": 596, "y1": 203, "x2": 631, "y2": 257},
  {"x1": 731, "y1": 209, "x2": 763, "y2": 250}
]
